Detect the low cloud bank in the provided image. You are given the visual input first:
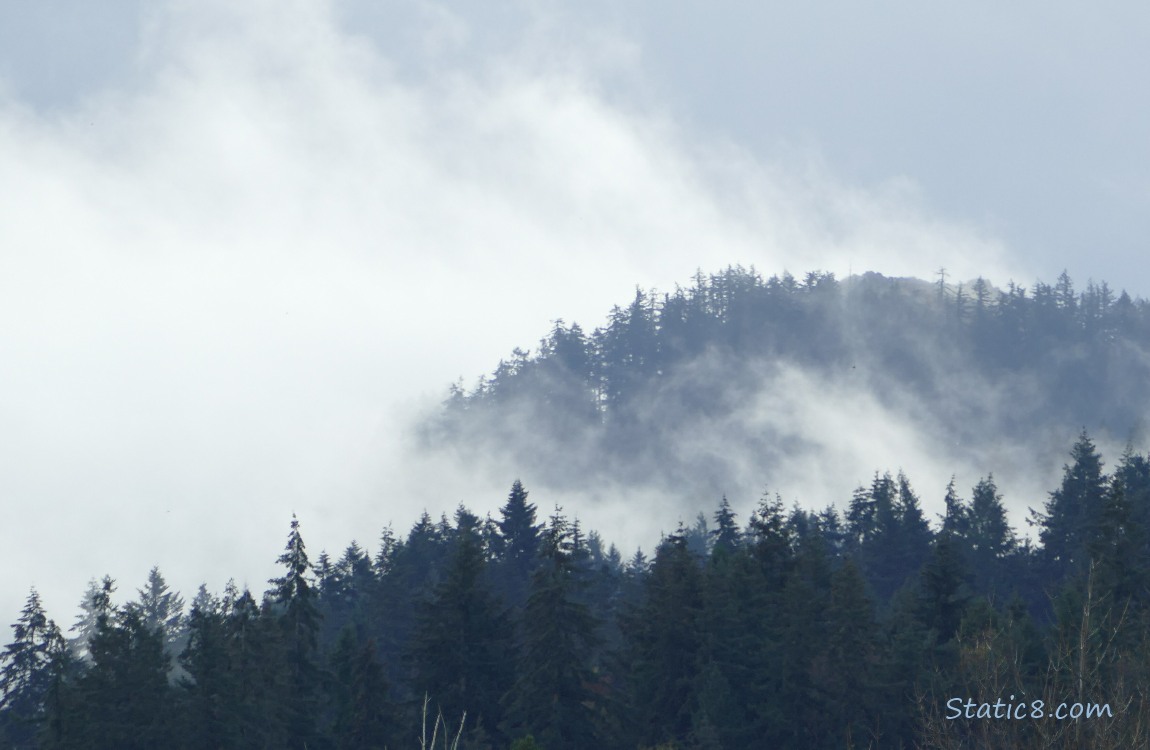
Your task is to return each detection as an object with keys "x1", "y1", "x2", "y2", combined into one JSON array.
[{"x1": 1, "y1": 1, "x2": 1023, "y2": 620}]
